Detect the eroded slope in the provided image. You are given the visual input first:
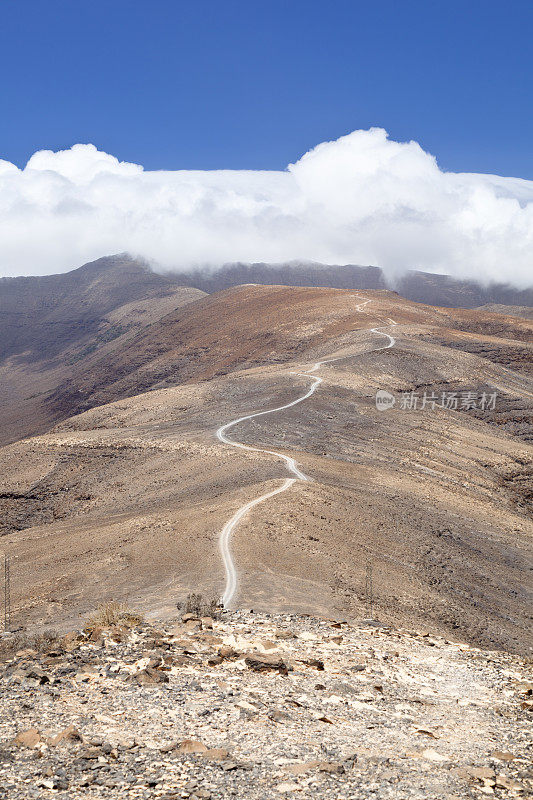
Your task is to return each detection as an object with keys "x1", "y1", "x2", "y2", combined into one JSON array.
[{"x1": 1, "y1": 286, "x2": 531, "y2": 655}]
